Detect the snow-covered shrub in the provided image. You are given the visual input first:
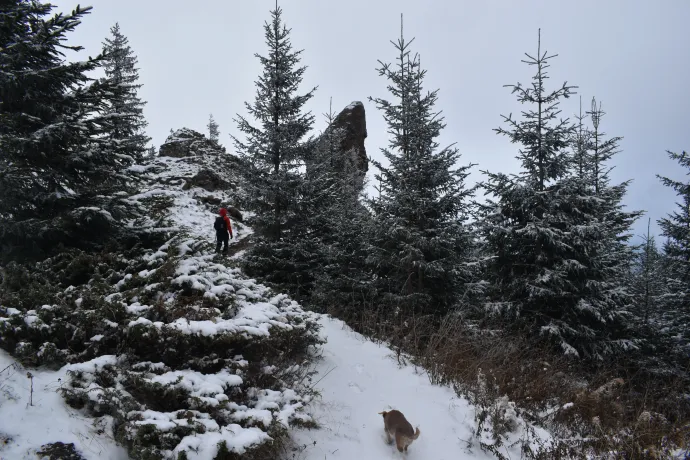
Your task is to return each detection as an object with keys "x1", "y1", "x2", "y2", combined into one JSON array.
[
  {"x1": 472, "y1": 369, "x2": 521, "y2": 450},
  {"x1": 0, "y1": 104, "x2": 320, "y2": 457},
  {"x1": 36, "y1": 441, "x2": 86, "y2": 460},
  {"x1": 1, "y1": 233, "x2": 323, "y2": 459},
  {"x1": 0, "y1": 249, "x2": 144, "y2": 369}
]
